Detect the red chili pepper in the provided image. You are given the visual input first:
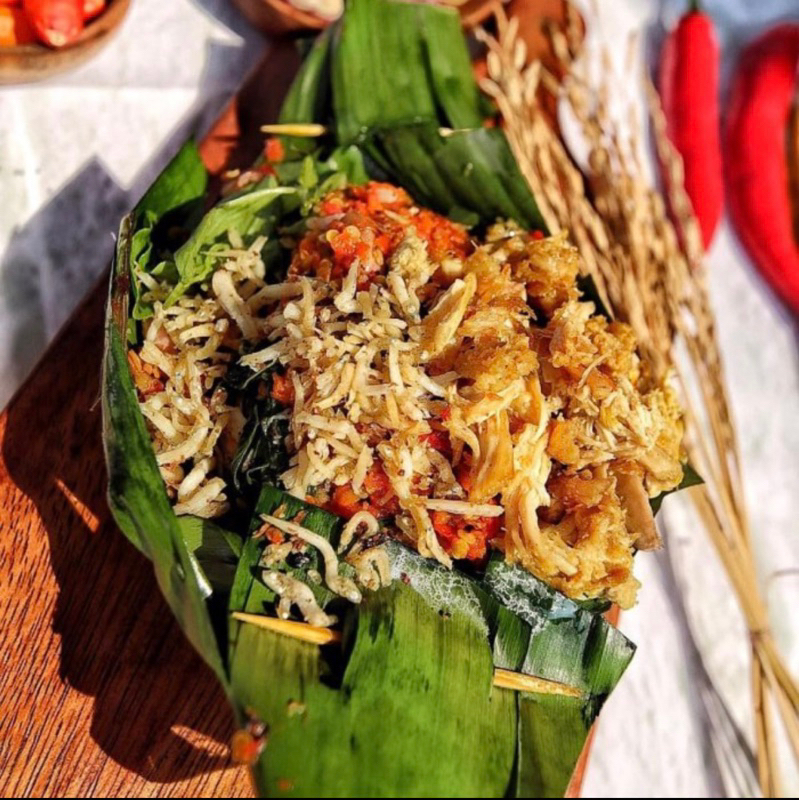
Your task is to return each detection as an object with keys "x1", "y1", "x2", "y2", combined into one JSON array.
[
  {"x1": 0, "y1": 6, "x2": 35, "y2": 45},
  {"x1": 24, "y1": 0, "x2": 83, "y2": 48},
  {"x1": 724, "y1": 23, "x2": 798, "y2": 314},
  {"x1": 82, "y1": 0, "x2": 104, "y2": 21},
  {"x1": 658, "y1": 1, "x2": 723, "y2": 250}
]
